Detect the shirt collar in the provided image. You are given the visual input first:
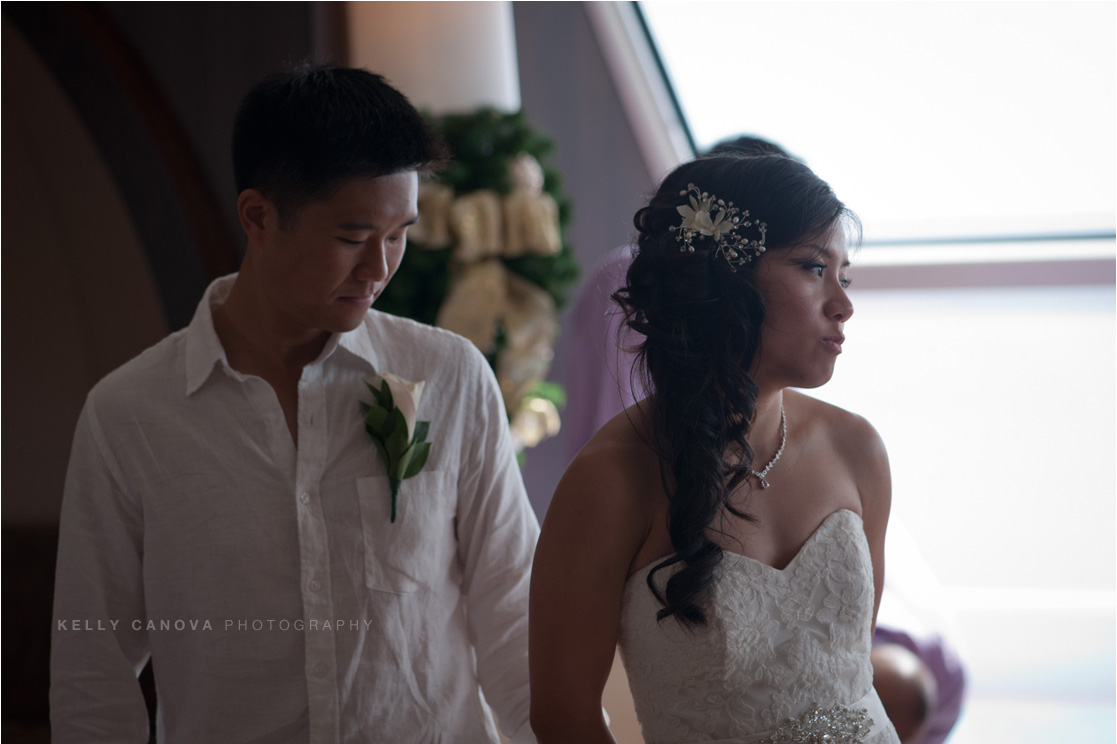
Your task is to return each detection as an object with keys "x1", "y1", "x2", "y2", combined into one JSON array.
[
  {"x1": 184, "y1": 274, "x2": 382, "y2": 395},
  {"x1": 184, "y1": 275, "x2": 236, "y2": 396},
  {"x1": 335, "y1": 315, "x2": 381, "y2": 372}
]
